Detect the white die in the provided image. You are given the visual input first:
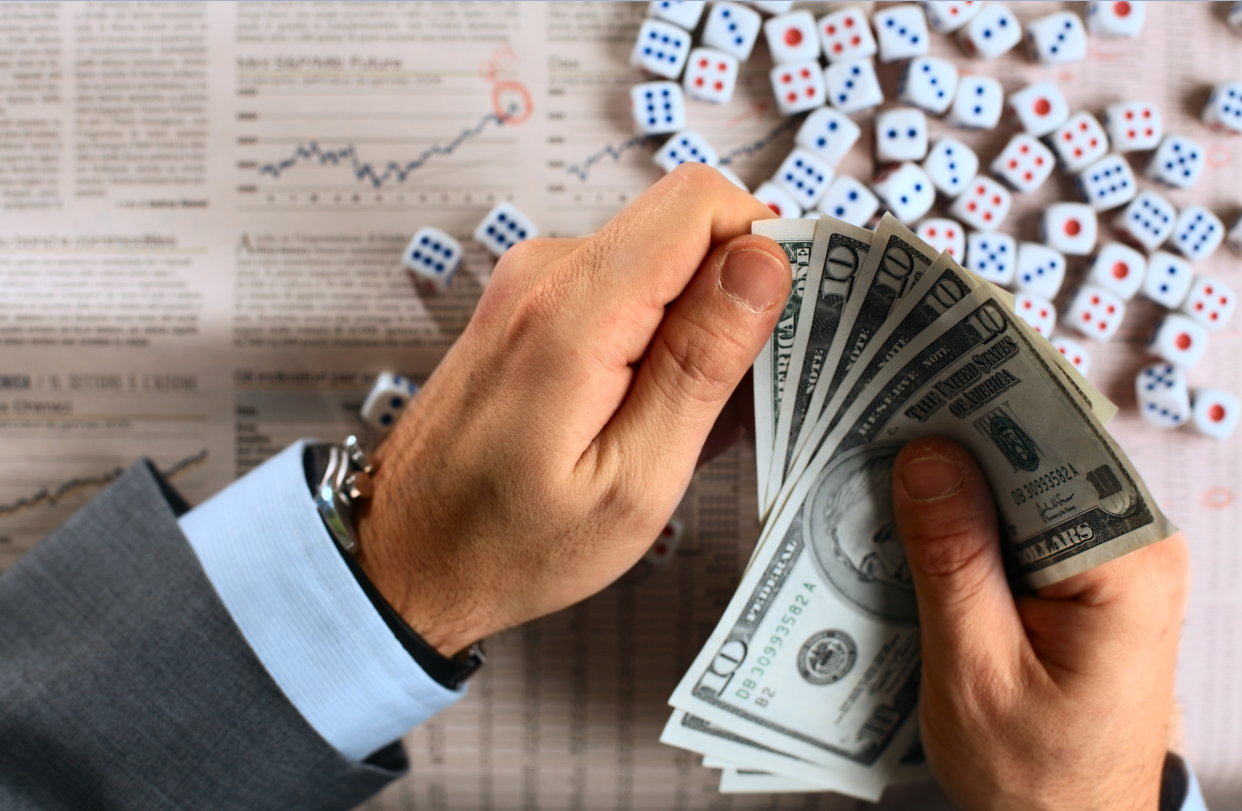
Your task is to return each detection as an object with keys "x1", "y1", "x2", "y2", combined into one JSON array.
[
  {"x1": 747, "y1": 0, "x2": 793, "y2": 13},
  {"x1": 473, "y1": 202, "x2": 538, "y2": 257},
  {"x1": 1026, "y1": 12, "x2": 1087, "y2": 64},
  {"x1": 653, "y1": 130, "x2": 719, "y2": 172},
  {"x1": 715, "y1": 165, "x2": 748, "y2": 190},
  {"x1": 1147, "y1": 135, "x2": 1205, "y2": 190},
  {"x1": 1050, "y1": 335, "x2": 1091, "y2": 376},
  {"x1": 794, "y1": 107, "x2": 861, "y2": 166},
  {"x1": 965, "y1": 231, "x2": 1016, "y2": 286},
  {"x1": 991, "y1": 134, "x2": 1055, "y2": 194},
  {"x1": 1230, "y1": 214, "x2": 1242, "y2": 254},
  {"x1": 949, "y1": 176, "x2": 1012, "y2": 232},
  {"x1": 1191, "y1": 388, "x2": 1241, "y2": 441},
  {"x1": 958, "y1": 3, "x2": 1022, "y2": 60},
  {"x1": 1066, "y1": 284, "x2": 1125, "y2": 341},
  {"x1": 1075, "y1": 154, "x2": 1137, "y2": 212},
  {"x1": 1015, "y1": 242, "x2": 1067, "y2": 299},
  {"x1": 1102, "y1": 101, "x2": 1162, "y2": 153},
  {"x1": 817, "y1": 7, "x2": 877, "y2": 62},
  {"x1": 403, "y1": 227, "x2": 463, "y2": 293},
  {"x1": 752, "y1": 181, "x2": 802, "y2": 218},
  {"x1": 702, "y1": 2, "x2": 762, "y2": 61},
  {"x1": 631, "y1": 82, "x2": 686, "y2": 135},
  {"x1": 1086, "y1": 0, "x2": 1145, "y2": 38},
  {"x1": 874, "y1": 108, "x2": 929, "y2": 163},
  {"x1": 873, "y1": 4, "x2": 930, "y2": 62},
  {"x1": 1086, "y1": 242, "x2": 1146, "y2": 301},
  {"x1": 1049, "y1": 112, "x2": 1109, "y2": 173},
  {"x1": 764, "y1": 10, "x2": 820, "y2": 63},
  {"x1": 360, "y1": 372, "x2": 420, "y2": 432},
  {"x1": 1135, "y1": 363, "x2": 1191, "y2": 429},
  {"x1": 683, "y1": 49, "x2": 739, "y2": 104},
  {"x1": 915, "y1": 218, "x2": 966, "y2": 261},
  {"x1": 1014, "y1": 291, "x2": 1057, "y2": 336},
  {"x1": 1041, "y1": 203, "x2": 1098, "y2": 255},
  {"x1": 870, "y1": 163, "x2": 935, "y2": 225},
  {"x1": 948, "y1": 76, "x2": 1003, "y2": 129},
  {"x1": 1141, "y1": 252, "x2": 1194, "y2": 309},
  {"x1": 1202, "y1": 81, "x2": 1242, "y2": 136},
  {"x1": 816, "y1": 174, "x2": 880, "y2": 227},
  {"x1": 898, "y1": 57, "x2": 959, "y2": 115},
  {"x1": 632, "y1": 19, "x2": 692, "y2": 79},
  {"x1": 772, "y1": 147, "x2": 835, "y2": 210},
  {"x1": 922, "y1": 137, "x2": 979, "y2": 198},
  {"x1": 921, "y1": 1, "x2": 981, "y2": 33},
  {"x1": 648, "y1": 0, "x2": 705, "y2": 30},
  {"x1": 1181, "y1": 276, "x2": 1236, "y2": 332},
  {"x1": 1113, "y1": 190, "x2": 1176, "y2": 252},
  {"x1": 770, "y1": 61, "x2": 826, "y2": 116},
  {"x1": 824, "y1": 59, "x2": 884, "y2": 114},
  {"x1": 644, "y1": 517, "x2": 686, "y2": 565},
  {"x1": 1149, "y1": 313, "x2": 1209, "y2": 370},
  {"x1": 1171, "y1": 206, "x2": 1225, "y2": 263},
  {"x1": 1005, "y1": 82, "x2": 1069, "y2": 138}
]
